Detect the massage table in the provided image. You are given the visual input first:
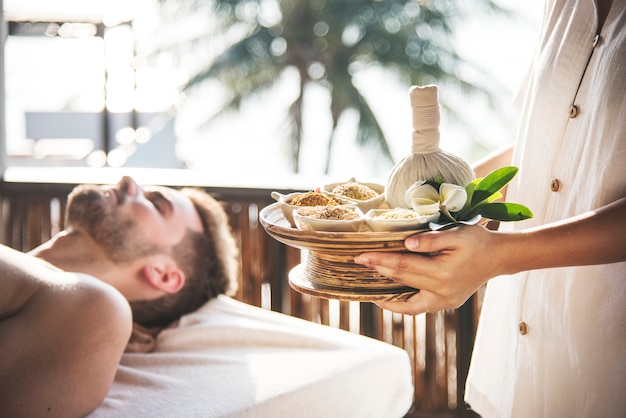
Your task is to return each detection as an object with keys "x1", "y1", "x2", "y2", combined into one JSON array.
[{"x1": 89, "y1": 296, "x2": 414, "y2": 417}]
